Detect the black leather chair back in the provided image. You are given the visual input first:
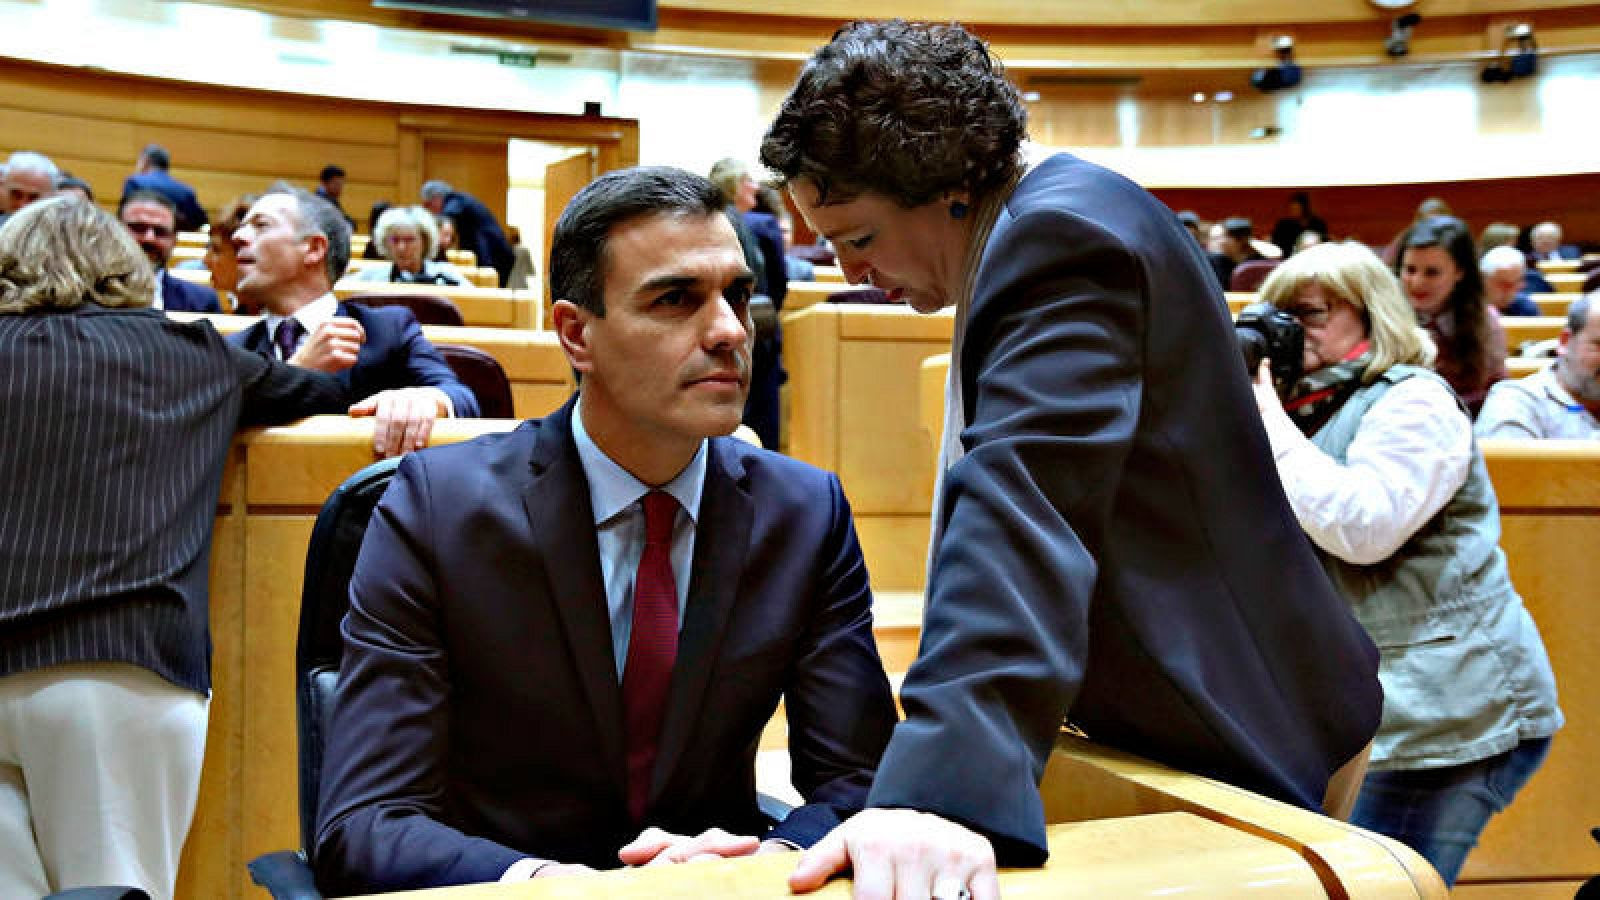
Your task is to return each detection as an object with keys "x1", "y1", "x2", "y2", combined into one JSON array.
[
  {"x1": 436, "y1": 343, "x2": 515, "y2": 419},
  {"x1": 294, "y1": 456, "x2": 403, "y2": 851},
  {"x1": 347, "y1": 293, "x2": 465, "y2": 327}
]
